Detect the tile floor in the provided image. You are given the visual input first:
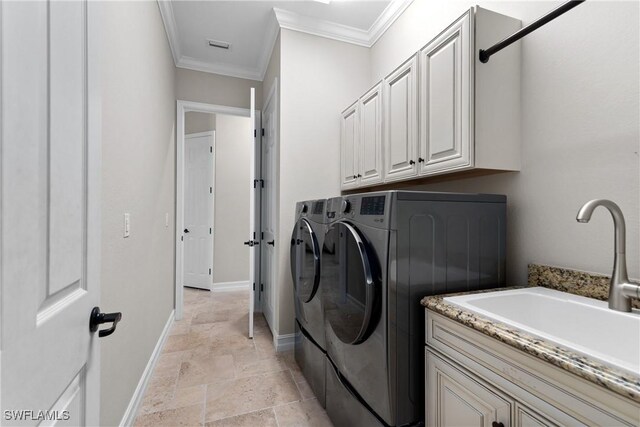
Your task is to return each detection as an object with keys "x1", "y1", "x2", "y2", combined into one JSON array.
[{"x1": 134, "y1": 287, "x2": 333, "y2": 427}]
